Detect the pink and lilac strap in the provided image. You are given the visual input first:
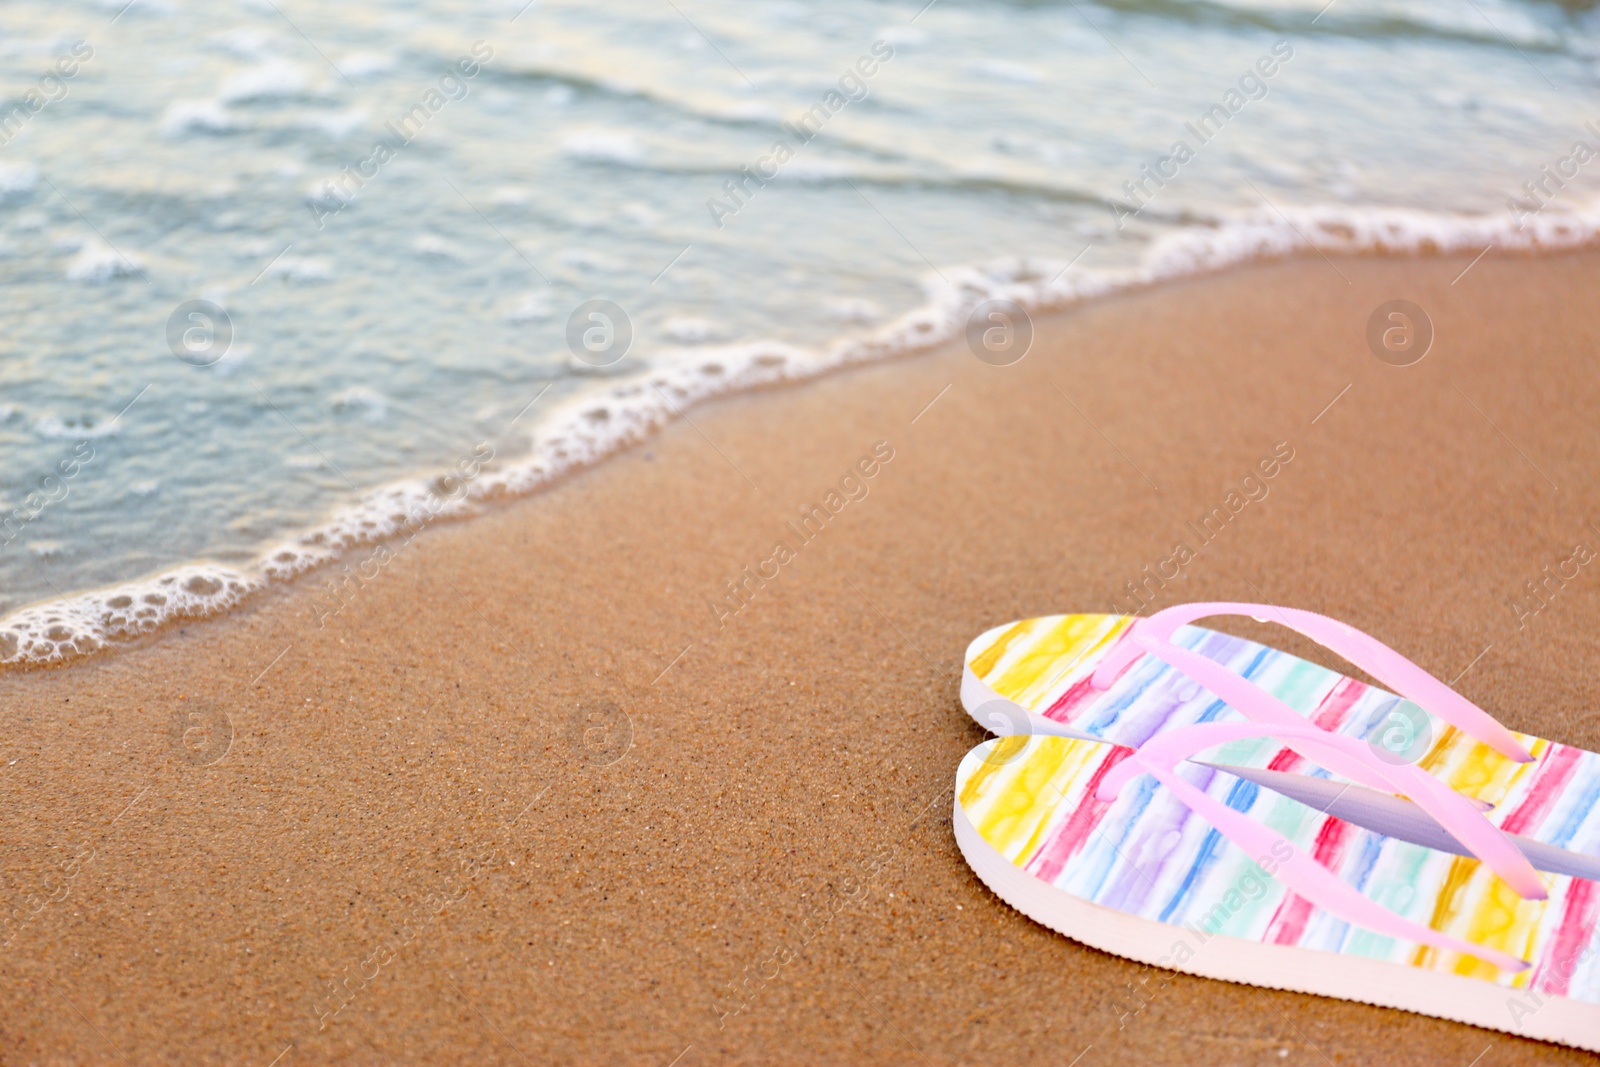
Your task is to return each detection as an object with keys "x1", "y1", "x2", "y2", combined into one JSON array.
[
  {"x1": 1097, "y1": 721, "x2": 1540, "y2": 971},
  {"x1": 1090, "y1": 602, "x2": 1534, "y2": 763},
  {"x1": 1105, "y1": 633, "x2": 1488, "y2": 812}
]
